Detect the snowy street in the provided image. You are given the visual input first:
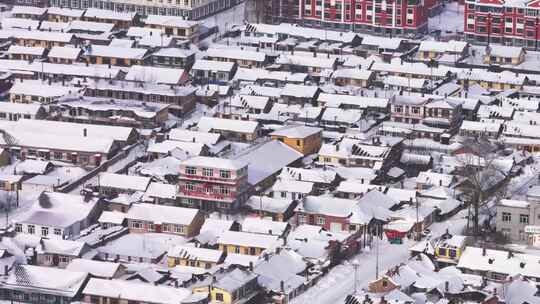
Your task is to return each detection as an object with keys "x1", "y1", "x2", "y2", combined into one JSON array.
[{"x1": 292, "y1": 210, "x2": 468, "y2": 304}]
